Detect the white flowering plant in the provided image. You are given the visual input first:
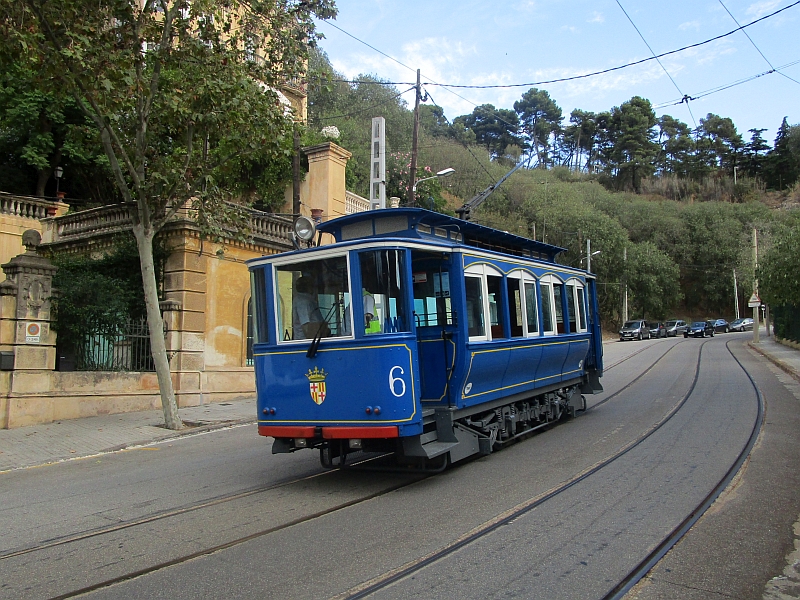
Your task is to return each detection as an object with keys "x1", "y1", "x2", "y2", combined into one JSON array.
[{"x1": 320, "y1": 125, "x2": 340, "y2": 139}]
